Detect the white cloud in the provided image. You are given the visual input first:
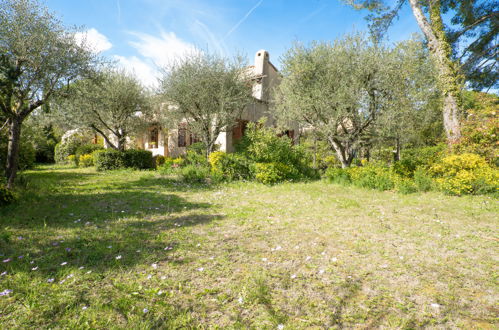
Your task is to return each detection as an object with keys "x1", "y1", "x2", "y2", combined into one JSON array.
[
  {"x1": 115, "y1": 30, "x2": 199, "y2": 87},
  {"x1": 128, "y1": 30, "x2": 198, "y2": 68},
  {"x1": 75, "y1": 28, "x2": 112, "y2": 53},
  {"x1": 114, "y1": 55, "x2": 159, "y2": 88}
]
